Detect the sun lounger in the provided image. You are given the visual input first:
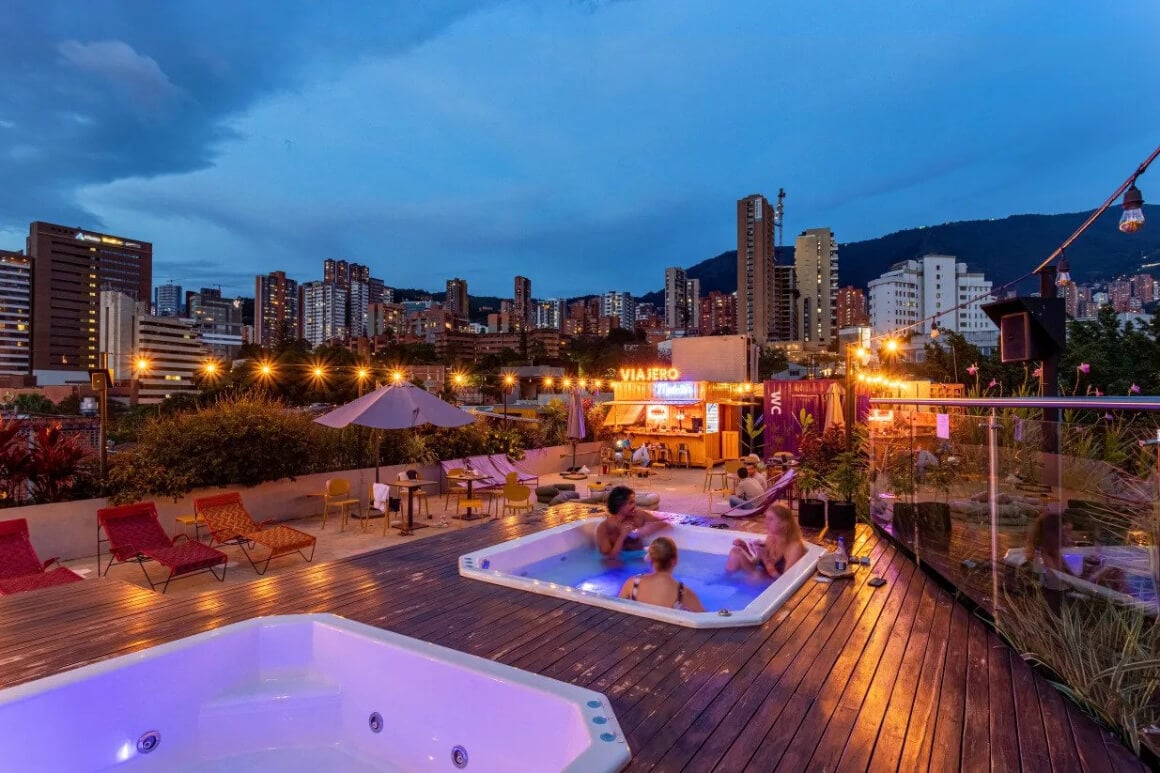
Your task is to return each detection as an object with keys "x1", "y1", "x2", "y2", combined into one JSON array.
[
  {"x1": 194, "y1": 493, "x2": 316, "y2": 575},
  {"x1": 0, "y1": 518, "x2": 85, "y2": 595},
  {"x1": 718, "y1": 469, "x2": 796, "y2": 518},
  {"x1": 485, "y1": 454, "x2": 538, "y2": 487},
  {"x1": 97, "y1": 503, "x2": 228, "y2": 593}
]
